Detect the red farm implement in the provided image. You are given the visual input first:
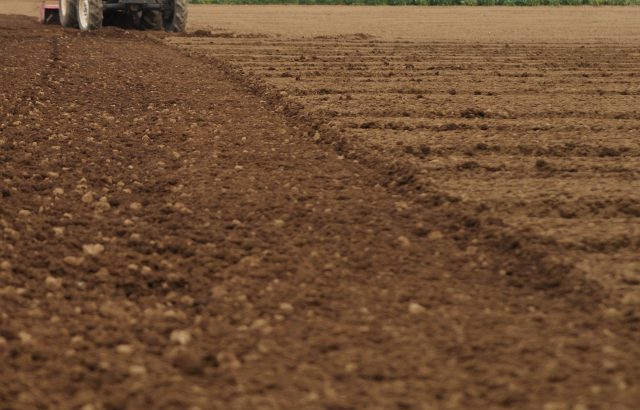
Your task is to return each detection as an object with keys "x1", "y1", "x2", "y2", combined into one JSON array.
[{"x1": 40, "y1": 0, "x2": 60, "y2": 25}]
